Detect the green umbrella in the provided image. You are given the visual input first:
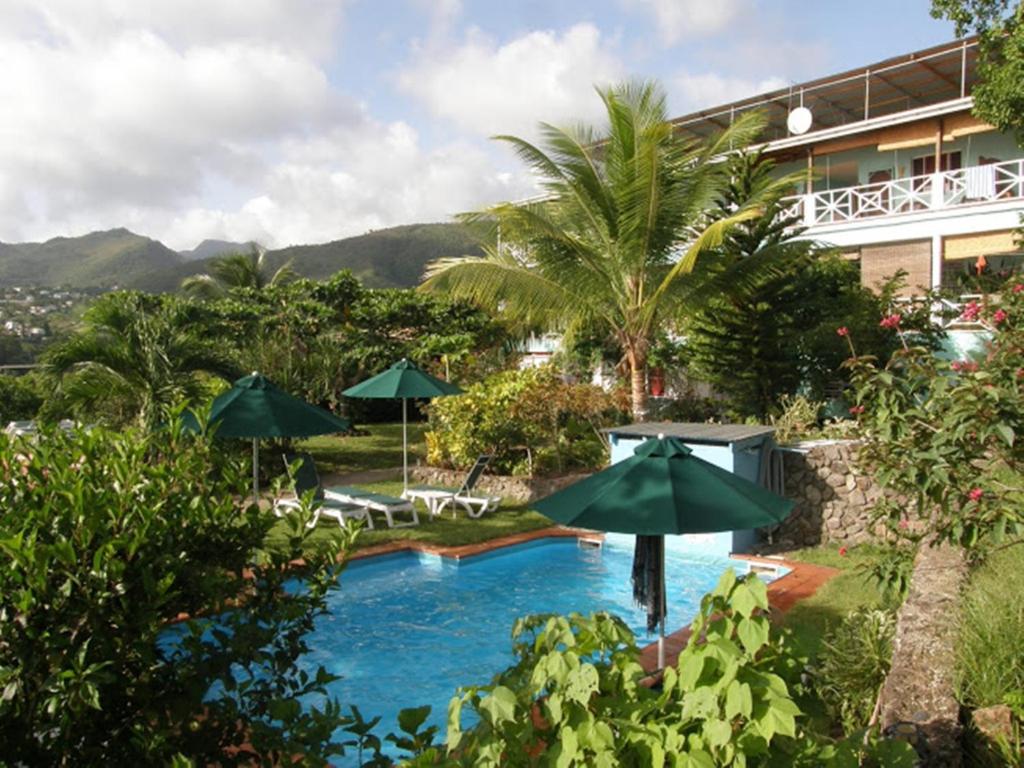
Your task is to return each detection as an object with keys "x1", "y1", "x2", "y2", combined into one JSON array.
[
  {"x1": 342, "y1": 359, "x2": 462, "y2": 493},
  {"x1": 196, "y1": 372, "x2": 350, "y2": 503},
  {"x1": 534, "y1": 436, "x2": 793, "y2": 668}
]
